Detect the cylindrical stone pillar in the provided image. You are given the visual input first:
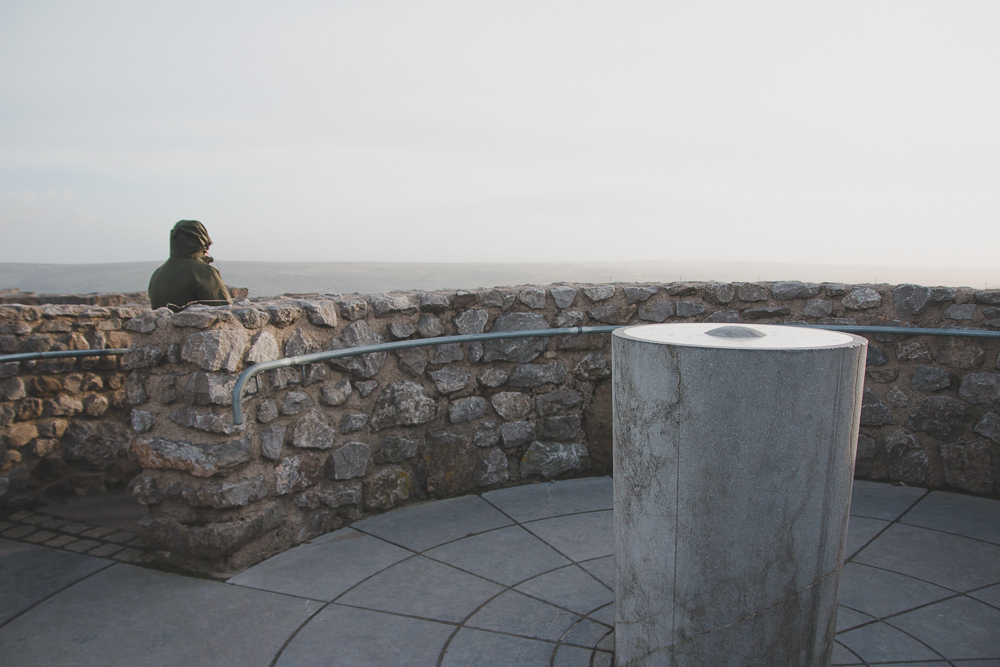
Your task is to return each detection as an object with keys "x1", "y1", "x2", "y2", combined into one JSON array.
[{"x1": 612, "y1": 323, "x2": 866, "y2": 667}]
